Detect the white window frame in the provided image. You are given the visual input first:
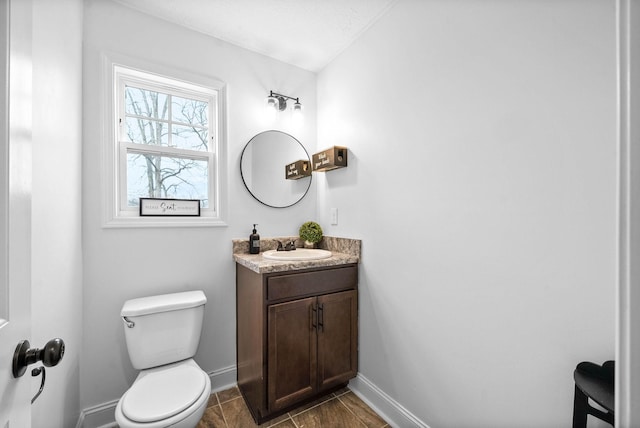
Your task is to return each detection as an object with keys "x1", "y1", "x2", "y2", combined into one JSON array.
[{"x1": 102, "y1": 53, "x2": 227, "y2": 228}]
